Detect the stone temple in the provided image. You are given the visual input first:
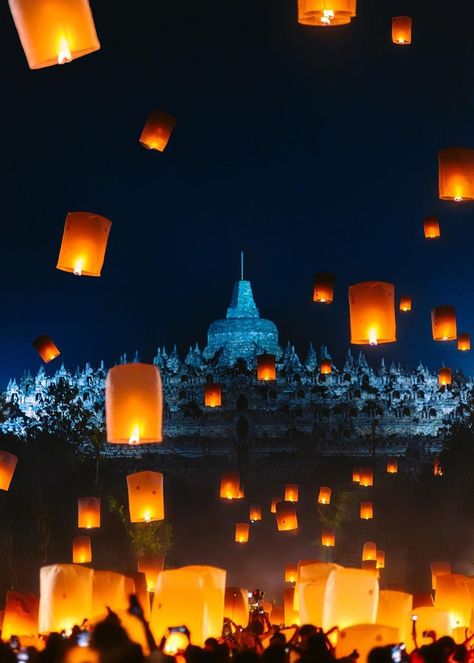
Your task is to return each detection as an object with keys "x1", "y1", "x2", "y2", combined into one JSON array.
[{"x1": 2, "y1": 274, "x2": 472, "y2": 459}]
